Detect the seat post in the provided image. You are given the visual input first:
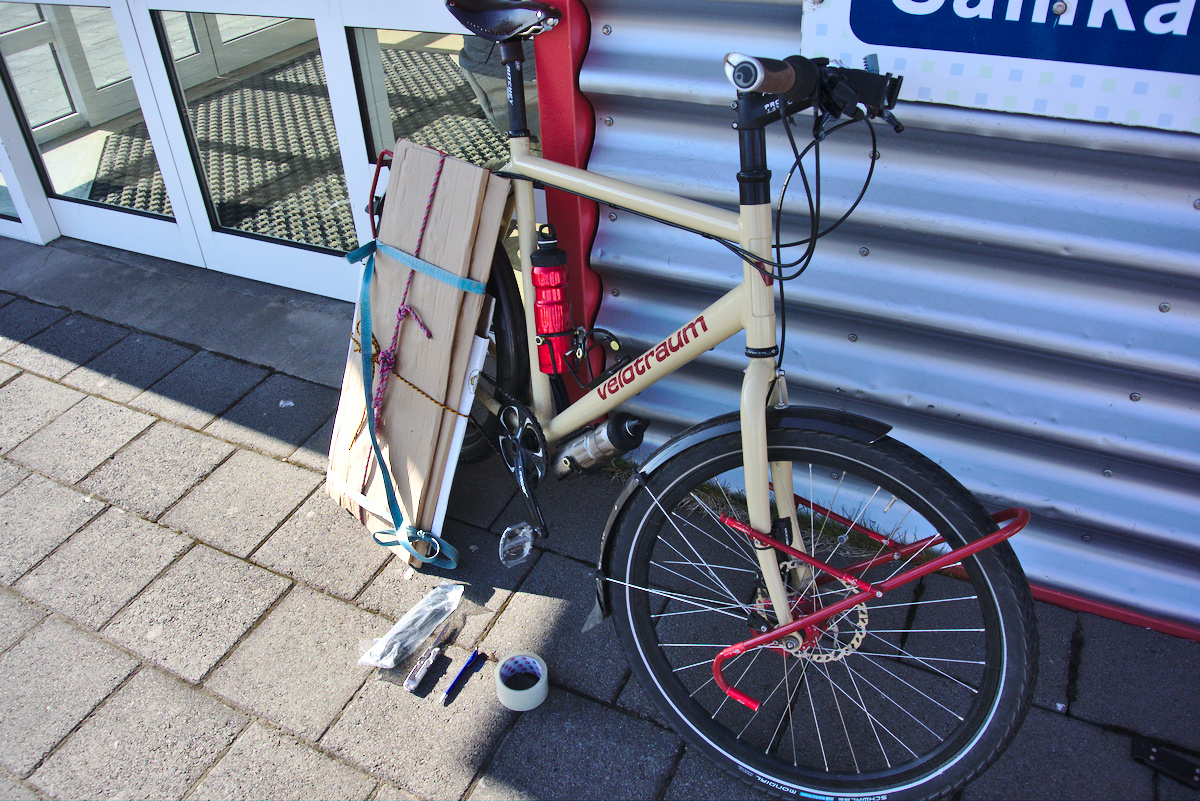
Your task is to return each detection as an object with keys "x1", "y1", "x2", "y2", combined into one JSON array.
[{"x1": 498, "y1": 38, "x2": 530, "y2": 138}]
